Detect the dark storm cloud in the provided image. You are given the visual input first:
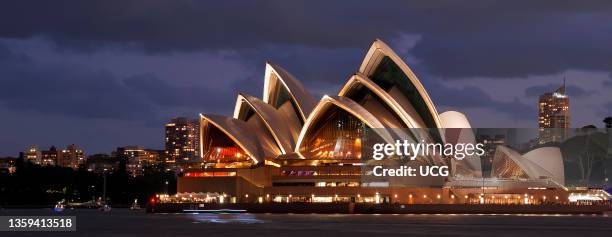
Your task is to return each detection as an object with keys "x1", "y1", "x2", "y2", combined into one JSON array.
[
  {"x1": 0, "y1": 42, "x2": 251, "y2": 122},
  {"x1": 524, "y1": 84, "x2": 593, "y2": 98},
  {"x1": 604, "y1": 76, "x2": 612, "y2": 88},
  {"x1": 0, "y1": 46, "x2": 156, "y2": 120},
  {"x1": 237, "y1": 45, "x2": 365, "y2": 88},
  {"x1": 122, "y1": 73, "x2": 256, "y2": 113},
  {"x1": 601, "y1": 102, "x2": 612, "y2": 117},
  {"x1": 411, "y1": 16, "x2": 612, "y2": 78},
  {"x1": 2, "y1": 1, "x2": 612, "y2": 79},
  {"x1": 426, "y1": 80, "x2": 535, "y2": 120},
  {"x1": 0, "y1": 44, "x2": 11, "y2": 58}
]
